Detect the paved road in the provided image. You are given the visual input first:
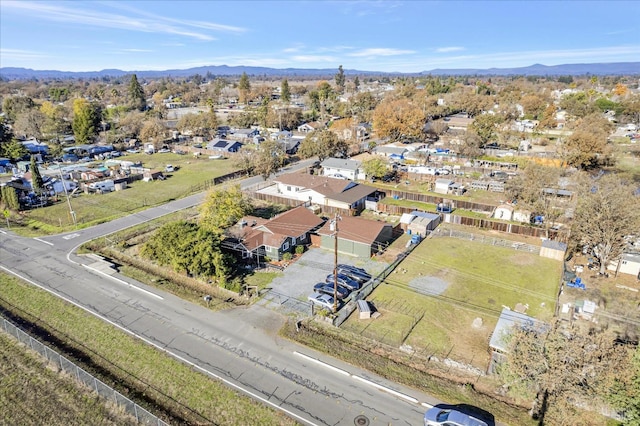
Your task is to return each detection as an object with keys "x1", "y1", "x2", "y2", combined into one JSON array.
[{"x1": 0, "y1": 163, "x2": 444, "y2": 426}]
